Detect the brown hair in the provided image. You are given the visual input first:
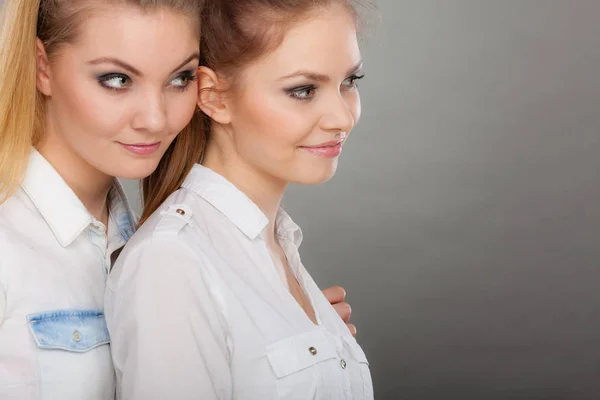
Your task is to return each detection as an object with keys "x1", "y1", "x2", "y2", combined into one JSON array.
[
  {"x1": 0, "y1": 0, "x2": 201, "y2": 202},
  {"x1": 139, "y1": 0, "x2": 367, "y2": 224}
]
